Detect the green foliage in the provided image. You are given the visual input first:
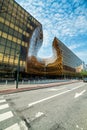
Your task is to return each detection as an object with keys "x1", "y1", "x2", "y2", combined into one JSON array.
[{"x1": 80, "y1": 70, "x2": 87, "y2": 77}]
